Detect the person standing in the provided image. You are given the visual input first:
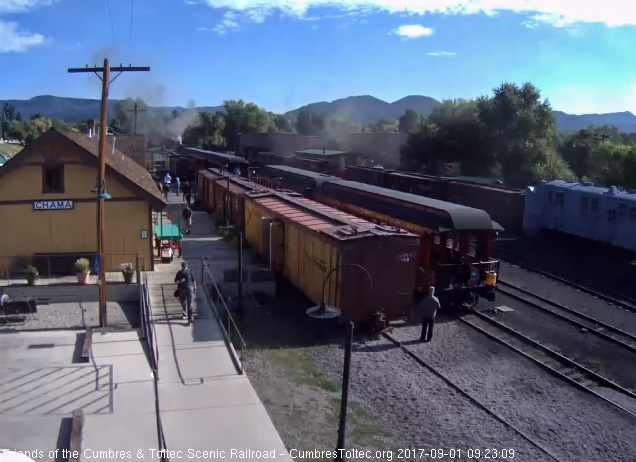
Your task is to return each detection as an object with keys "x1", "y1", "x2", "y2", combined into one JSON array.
[
  {"x1": 182, "y1": 181, "x2": 189, "y2": 202},
  {"x1": 162, "y1": 182, "x2": 168, "y2": 201},
  {"x1": 174, "y1": 261, "x2": 197, "y2": 323},
  {"x1": 175, "y1": 176, "x2": 181, "y2": 196},
  {"x1": 182, "y1": 204, "x2": 192, "y2": 235},
  {"x1": 420, "y1": 286, "x2": 440, "y2": 342}
]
